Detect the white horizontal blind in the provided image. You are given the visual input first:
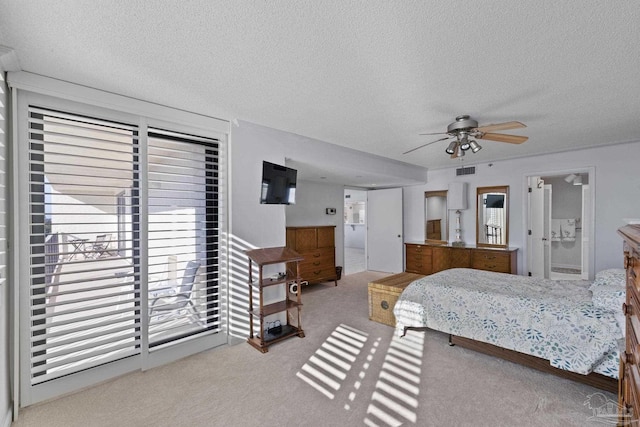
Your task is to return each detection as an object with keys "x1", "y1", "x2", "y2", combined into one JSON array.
[
  {"x1": 147, "y1": 128, "x2": 222, "y2": 346},
  {"x1": 28, "y1": 106, "x2": 140, "y2": 384}
]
